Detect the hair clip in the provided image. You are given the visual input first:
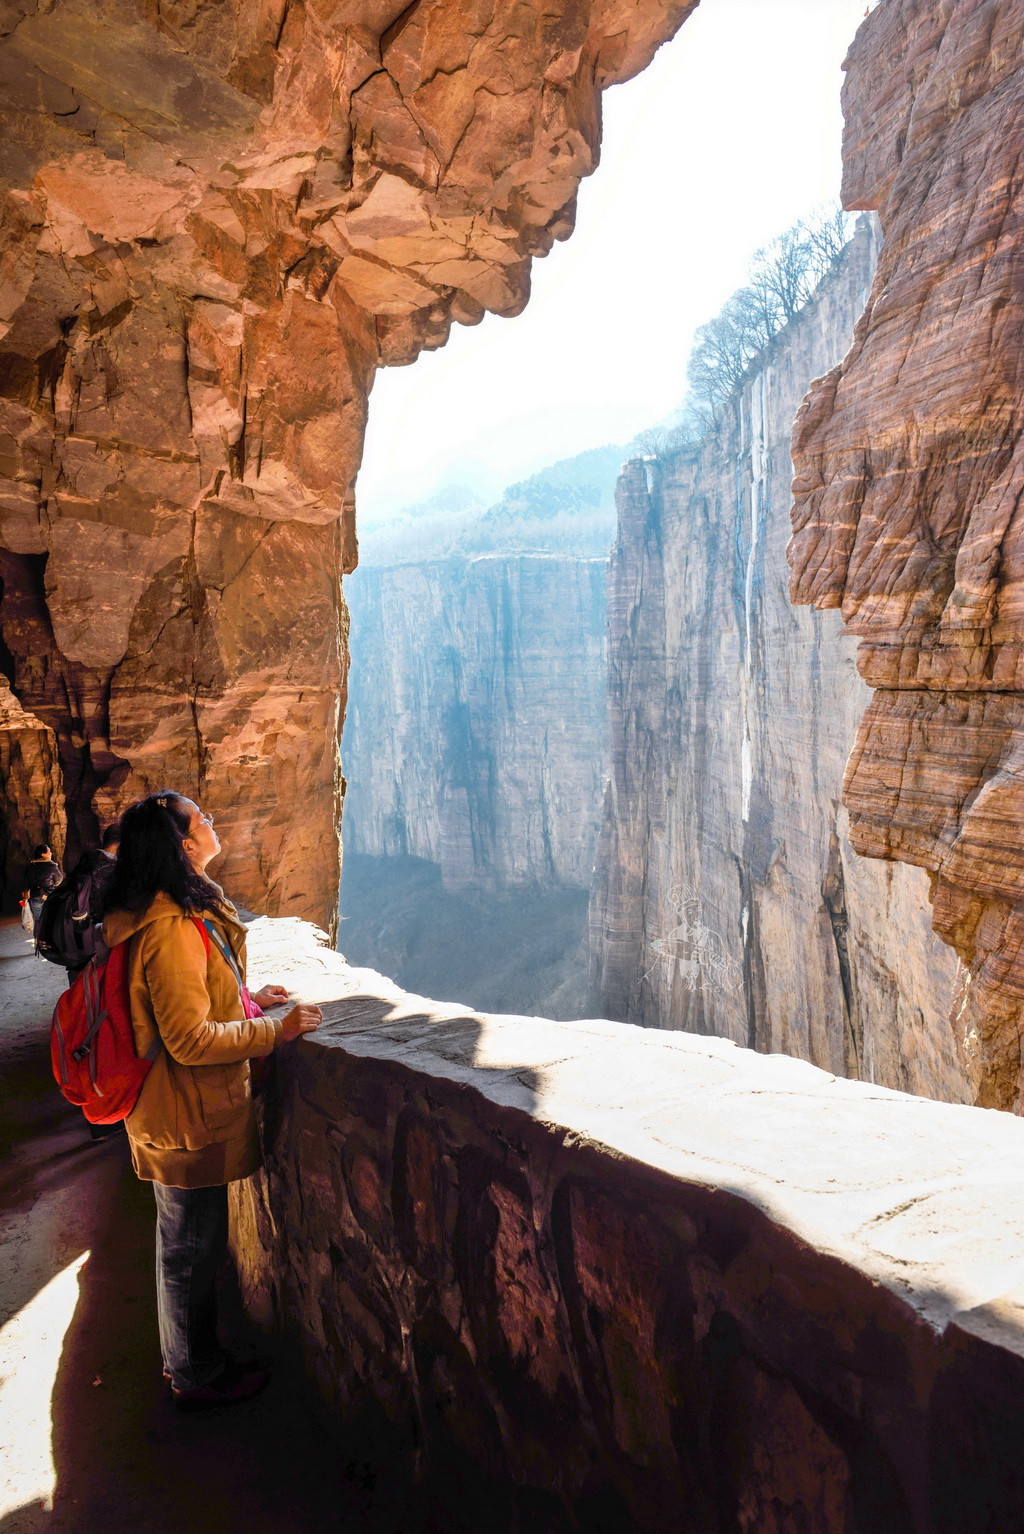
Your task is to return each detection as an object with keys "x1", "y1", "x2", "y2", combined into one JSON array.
[{"x1": 156, "y1": 796, "x2": 169, "y2": 807}]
